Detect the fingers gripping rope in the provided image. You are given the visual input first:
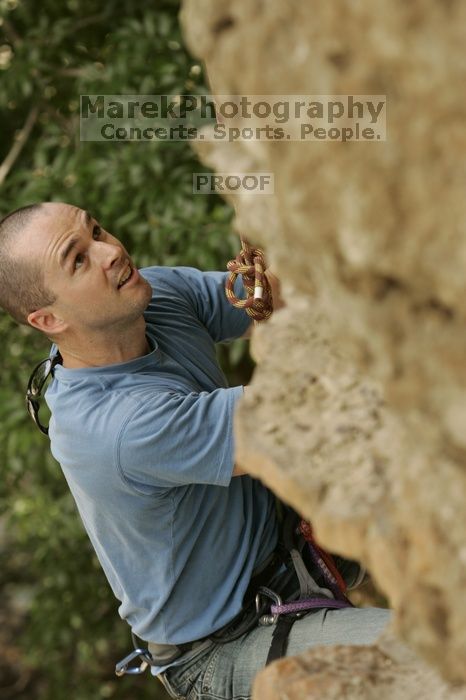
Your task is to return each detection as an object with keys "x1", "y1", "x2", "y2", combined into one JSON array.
[{"x1": 225, "y1": 237, "x2": 274, "y2": 322}]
